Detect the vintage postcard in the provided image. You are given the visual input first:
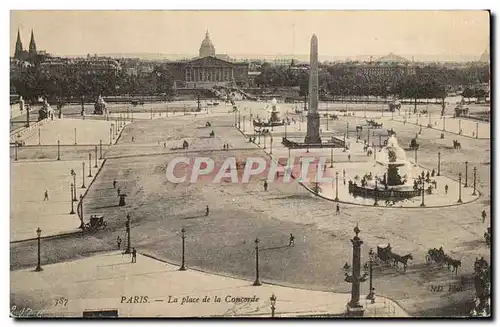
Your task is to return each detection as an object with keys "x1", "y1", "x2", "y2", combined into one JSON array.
[{"x1": 9, "y1": 10, "x2": 491, "y2": 318}]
